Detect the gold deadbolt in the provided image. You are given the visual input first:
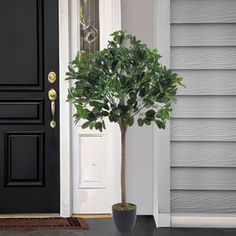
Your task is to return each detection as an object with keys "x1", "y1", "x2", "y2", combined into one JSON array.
[{"x1": 48, "y1": 71, "x2": 57, "y2": 84}]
